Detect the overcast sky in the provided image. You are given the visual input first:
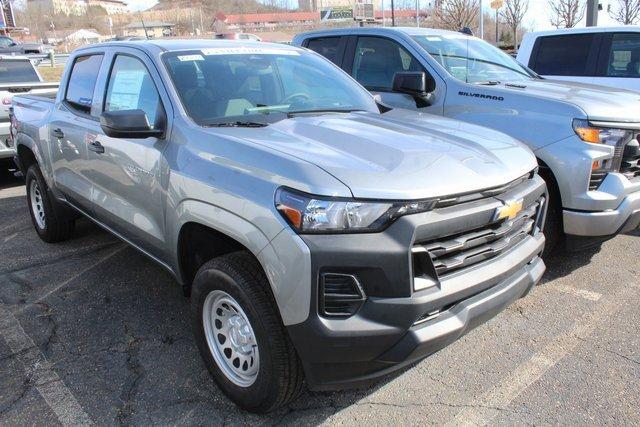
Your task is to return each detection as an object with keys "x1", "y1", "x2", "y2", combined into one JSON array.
[{"x1": 123, "y1": 0, "x2": 620, "y2": 30}]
